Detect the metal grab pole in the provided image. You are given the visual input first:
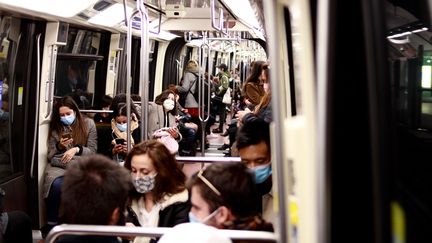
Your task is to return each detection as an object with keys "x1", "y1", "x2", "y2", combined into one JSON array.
[
  {"x1": 126, "y1": 8, "x2": 139, "y2": 151},
  {"x1": 138, "y1": 0, "x2": 150, "y2": 142},
  {"x1": 198, "y1": 35, "x2": 211, "y2": 157}
]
